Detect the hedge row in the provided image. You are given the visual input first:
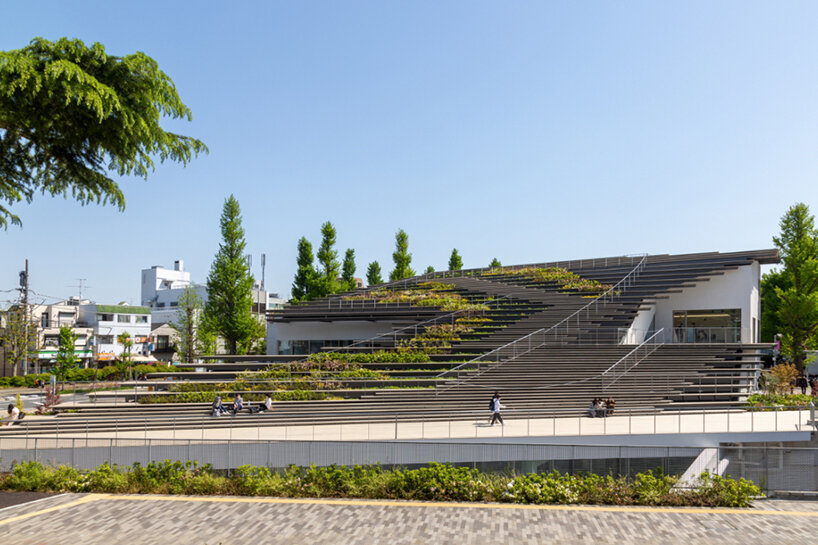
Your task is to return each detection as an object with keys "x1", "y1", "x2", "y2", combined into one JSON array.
[
  {"x1": 1, "y1": 461, "x2": 761, "y2": 507},
  {"x1": 0, "y1": 364, "x2": 192, "y2": 388}
]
